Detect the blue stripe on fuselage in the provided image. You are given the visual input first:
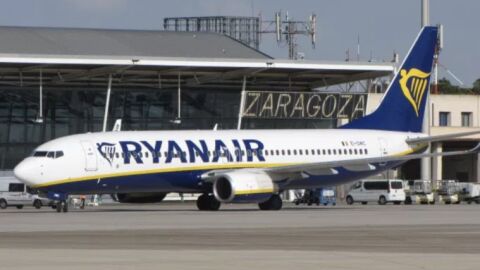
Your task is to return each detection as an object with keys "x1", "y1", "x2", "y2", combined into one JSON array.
[{"x1": 38, "y1": 161, "x2": 405, "y2": 195}]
